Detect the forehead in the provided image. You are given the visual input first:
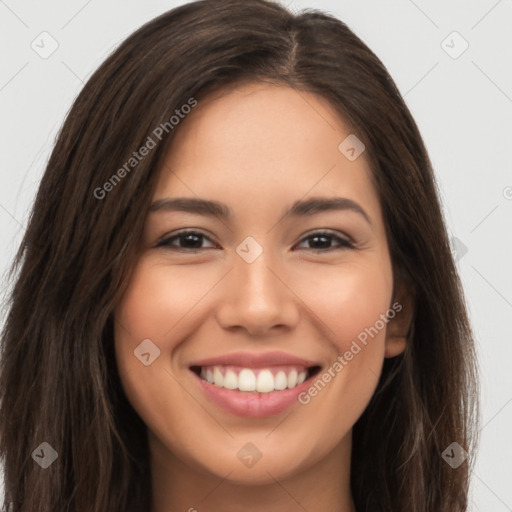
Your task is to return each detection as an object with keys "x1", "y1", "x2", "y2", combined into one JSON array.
[
  {"x1": 153, "y1": 82, "x2": 382, "y2": 227},
  {"x1": 166, "y1": 82, "x2": 355, "y2": 169}
]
